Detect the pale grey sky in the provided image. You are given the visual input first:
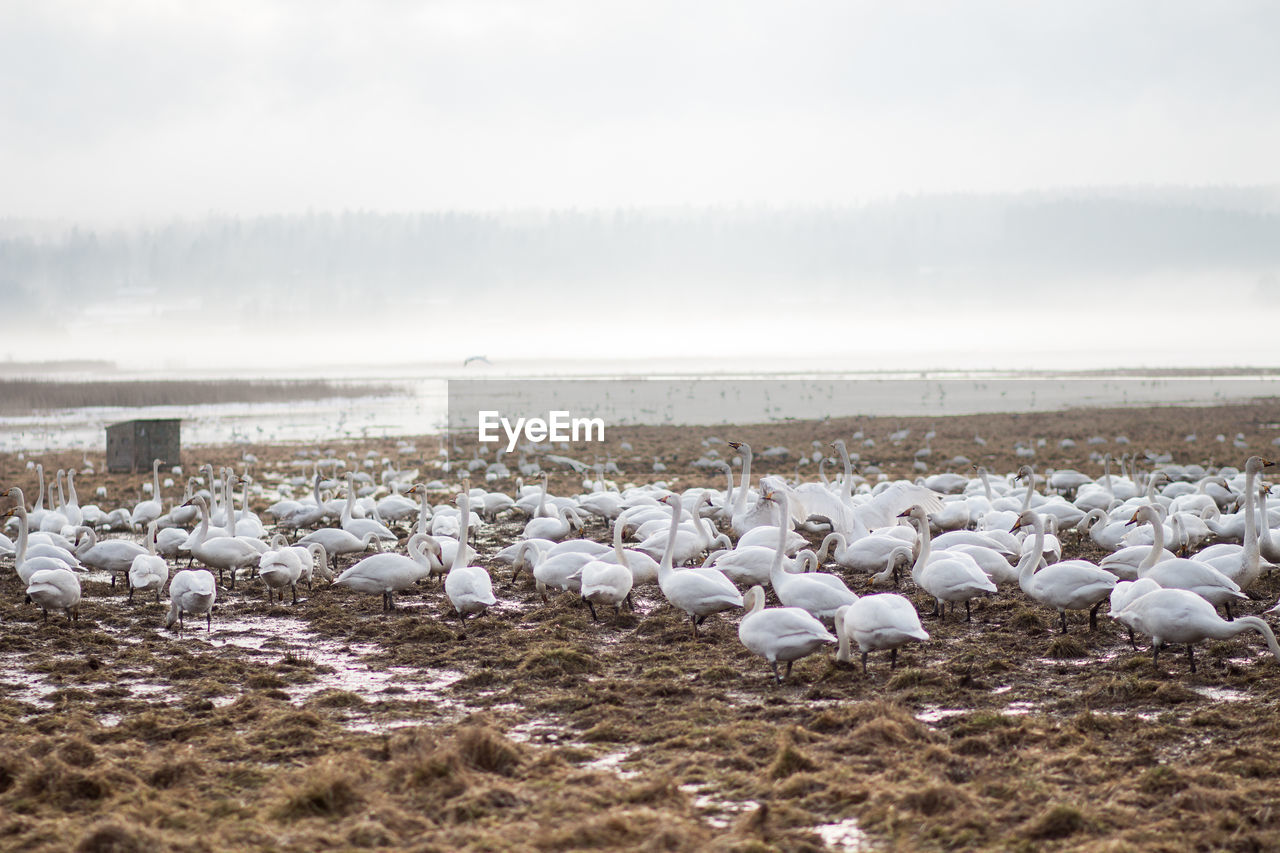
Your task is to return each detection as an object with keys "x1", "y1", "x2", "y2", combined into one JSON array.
[{"x1": 3, "y1": 0, "x2": 1278, "y2": 223}]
